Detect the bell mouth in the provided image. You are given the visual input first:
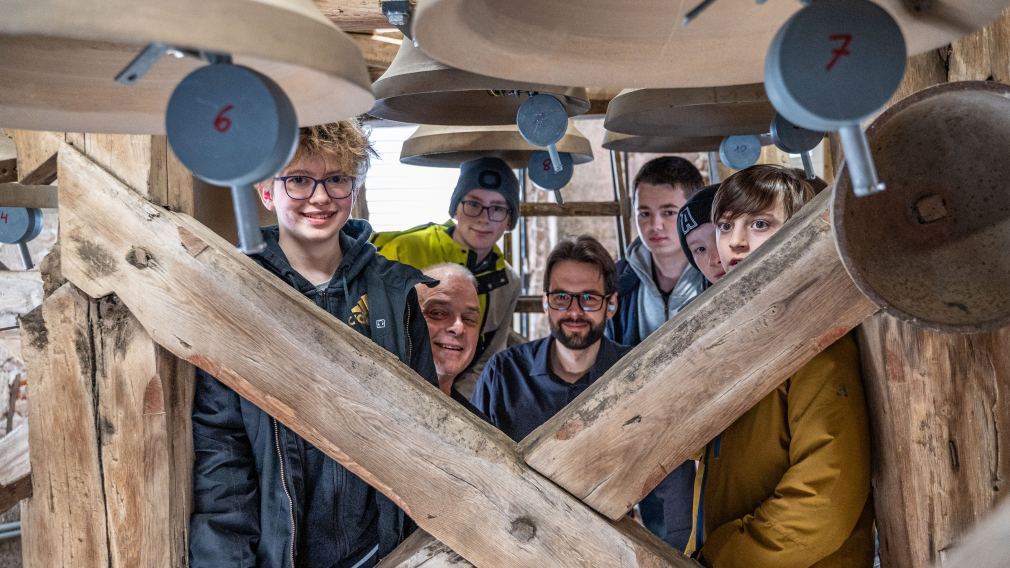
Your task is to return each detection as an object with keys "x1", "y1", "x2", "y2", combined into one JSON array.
[{"x1": 833, "y1": 81, "x2": 1010, "y2": 332}]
